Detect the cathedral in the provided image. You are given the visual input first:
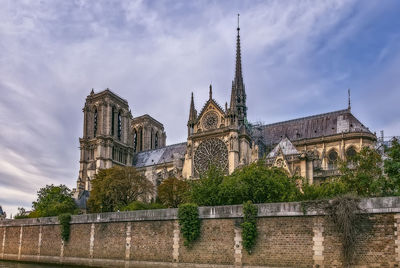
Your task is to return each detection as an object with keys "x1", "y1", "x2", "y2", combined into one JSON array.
[{"x1": 74, "y1": 21, "x2": 376, "y2": 201}]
